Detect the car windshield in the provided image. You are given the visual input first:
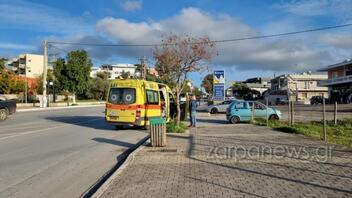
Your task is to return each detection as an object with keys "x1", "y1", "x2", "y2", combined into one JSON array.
[{"x1": 108, "y1": 88, "x2": 136, "y2": 104}]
